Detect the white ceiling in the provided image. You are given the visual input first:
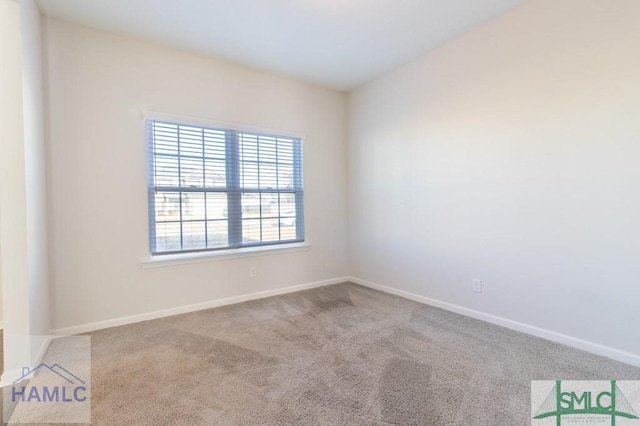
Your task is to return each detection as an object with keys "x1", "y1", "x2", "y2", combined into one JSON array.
[{"x1": 36, "y1": 0, "x2": 525, "y2": 92}]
